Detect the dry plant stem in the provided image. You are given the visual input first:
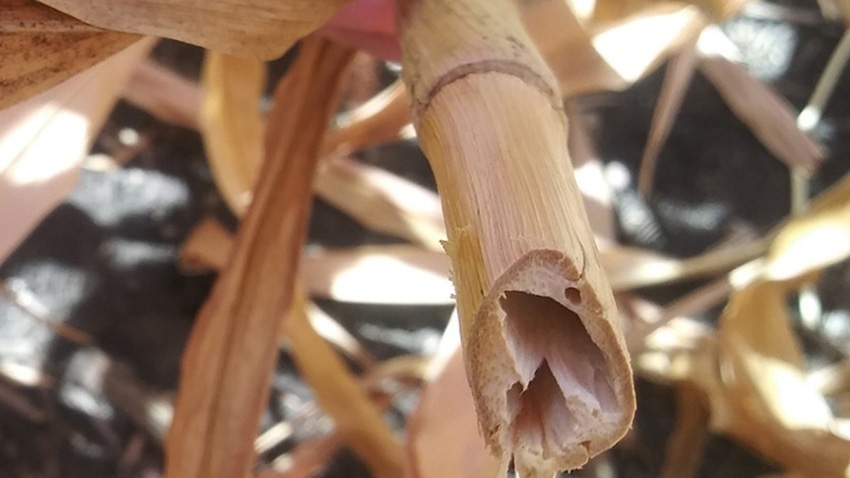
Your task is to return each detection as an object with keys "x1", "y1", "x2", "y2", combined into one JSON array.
[
  {"x1": 399, "y1": 0, "x2": 635, "y2": 475},
  {"x1": 164, "y1": 37, "x2": 354, "y2": 478}
]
